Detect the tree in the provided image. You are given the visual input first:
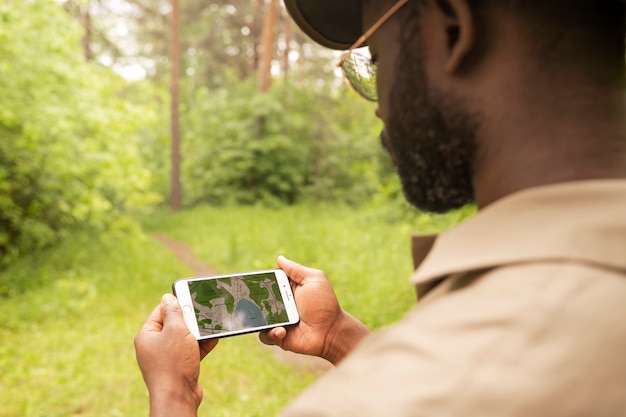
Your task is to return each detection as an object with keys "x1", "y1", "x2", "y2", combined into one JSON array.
[
  {"x1": 52, "y1": 0, "x2": 389, "y2": 210},
  {"x1": 0, "y1": 0, "x2": 159, "y2": 267},
  {"x1": 170, "y1": 0, "x2": 182, "y2": 210},
  {"x1": 258, "y1": 0, "x2": 279, "y2": 93},
  {"x1": 281, "y1": 8, "x2": 294, "y2": 80}
]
